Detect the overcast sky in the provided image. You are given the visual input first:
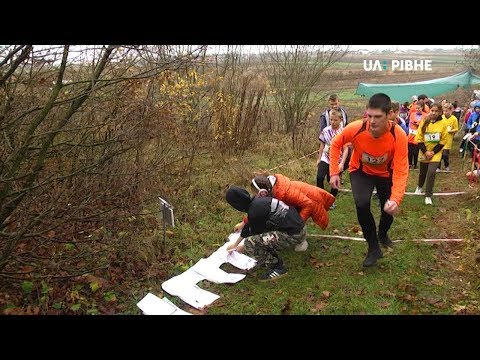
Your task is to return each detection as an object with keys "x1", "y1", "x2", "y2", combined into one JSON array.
[
  {"x1": 206, "y1": 45, "x2": 470, "y2": 54},
  {"x1": 348, "y1": 45, "x2": 463, "y2": 51}
]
